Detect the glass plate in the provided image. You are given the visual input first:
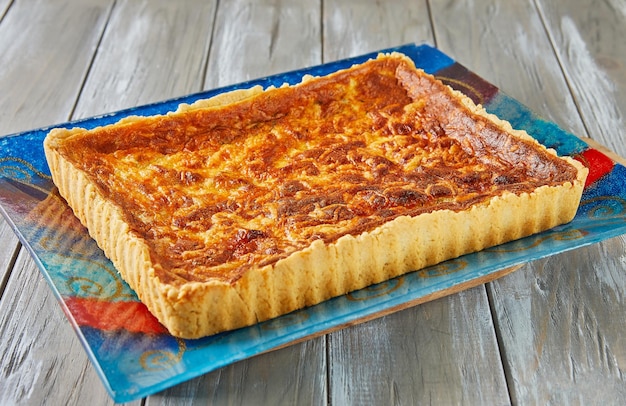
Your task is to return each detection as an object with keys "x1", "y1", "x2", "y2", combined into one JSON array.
[{"x1": 1, "y1": 44, "x2": 625, "y2": 403}]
